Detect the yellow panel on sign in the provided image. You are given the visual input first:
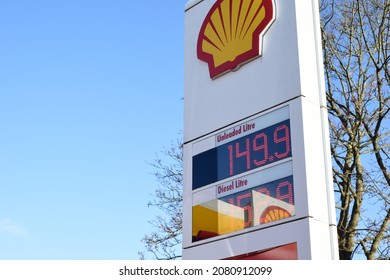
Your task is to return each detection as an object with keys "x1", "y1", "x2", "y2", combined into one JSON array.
[{"x1": 192, "y1": 199, "x2": 244, "y2": 241}]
